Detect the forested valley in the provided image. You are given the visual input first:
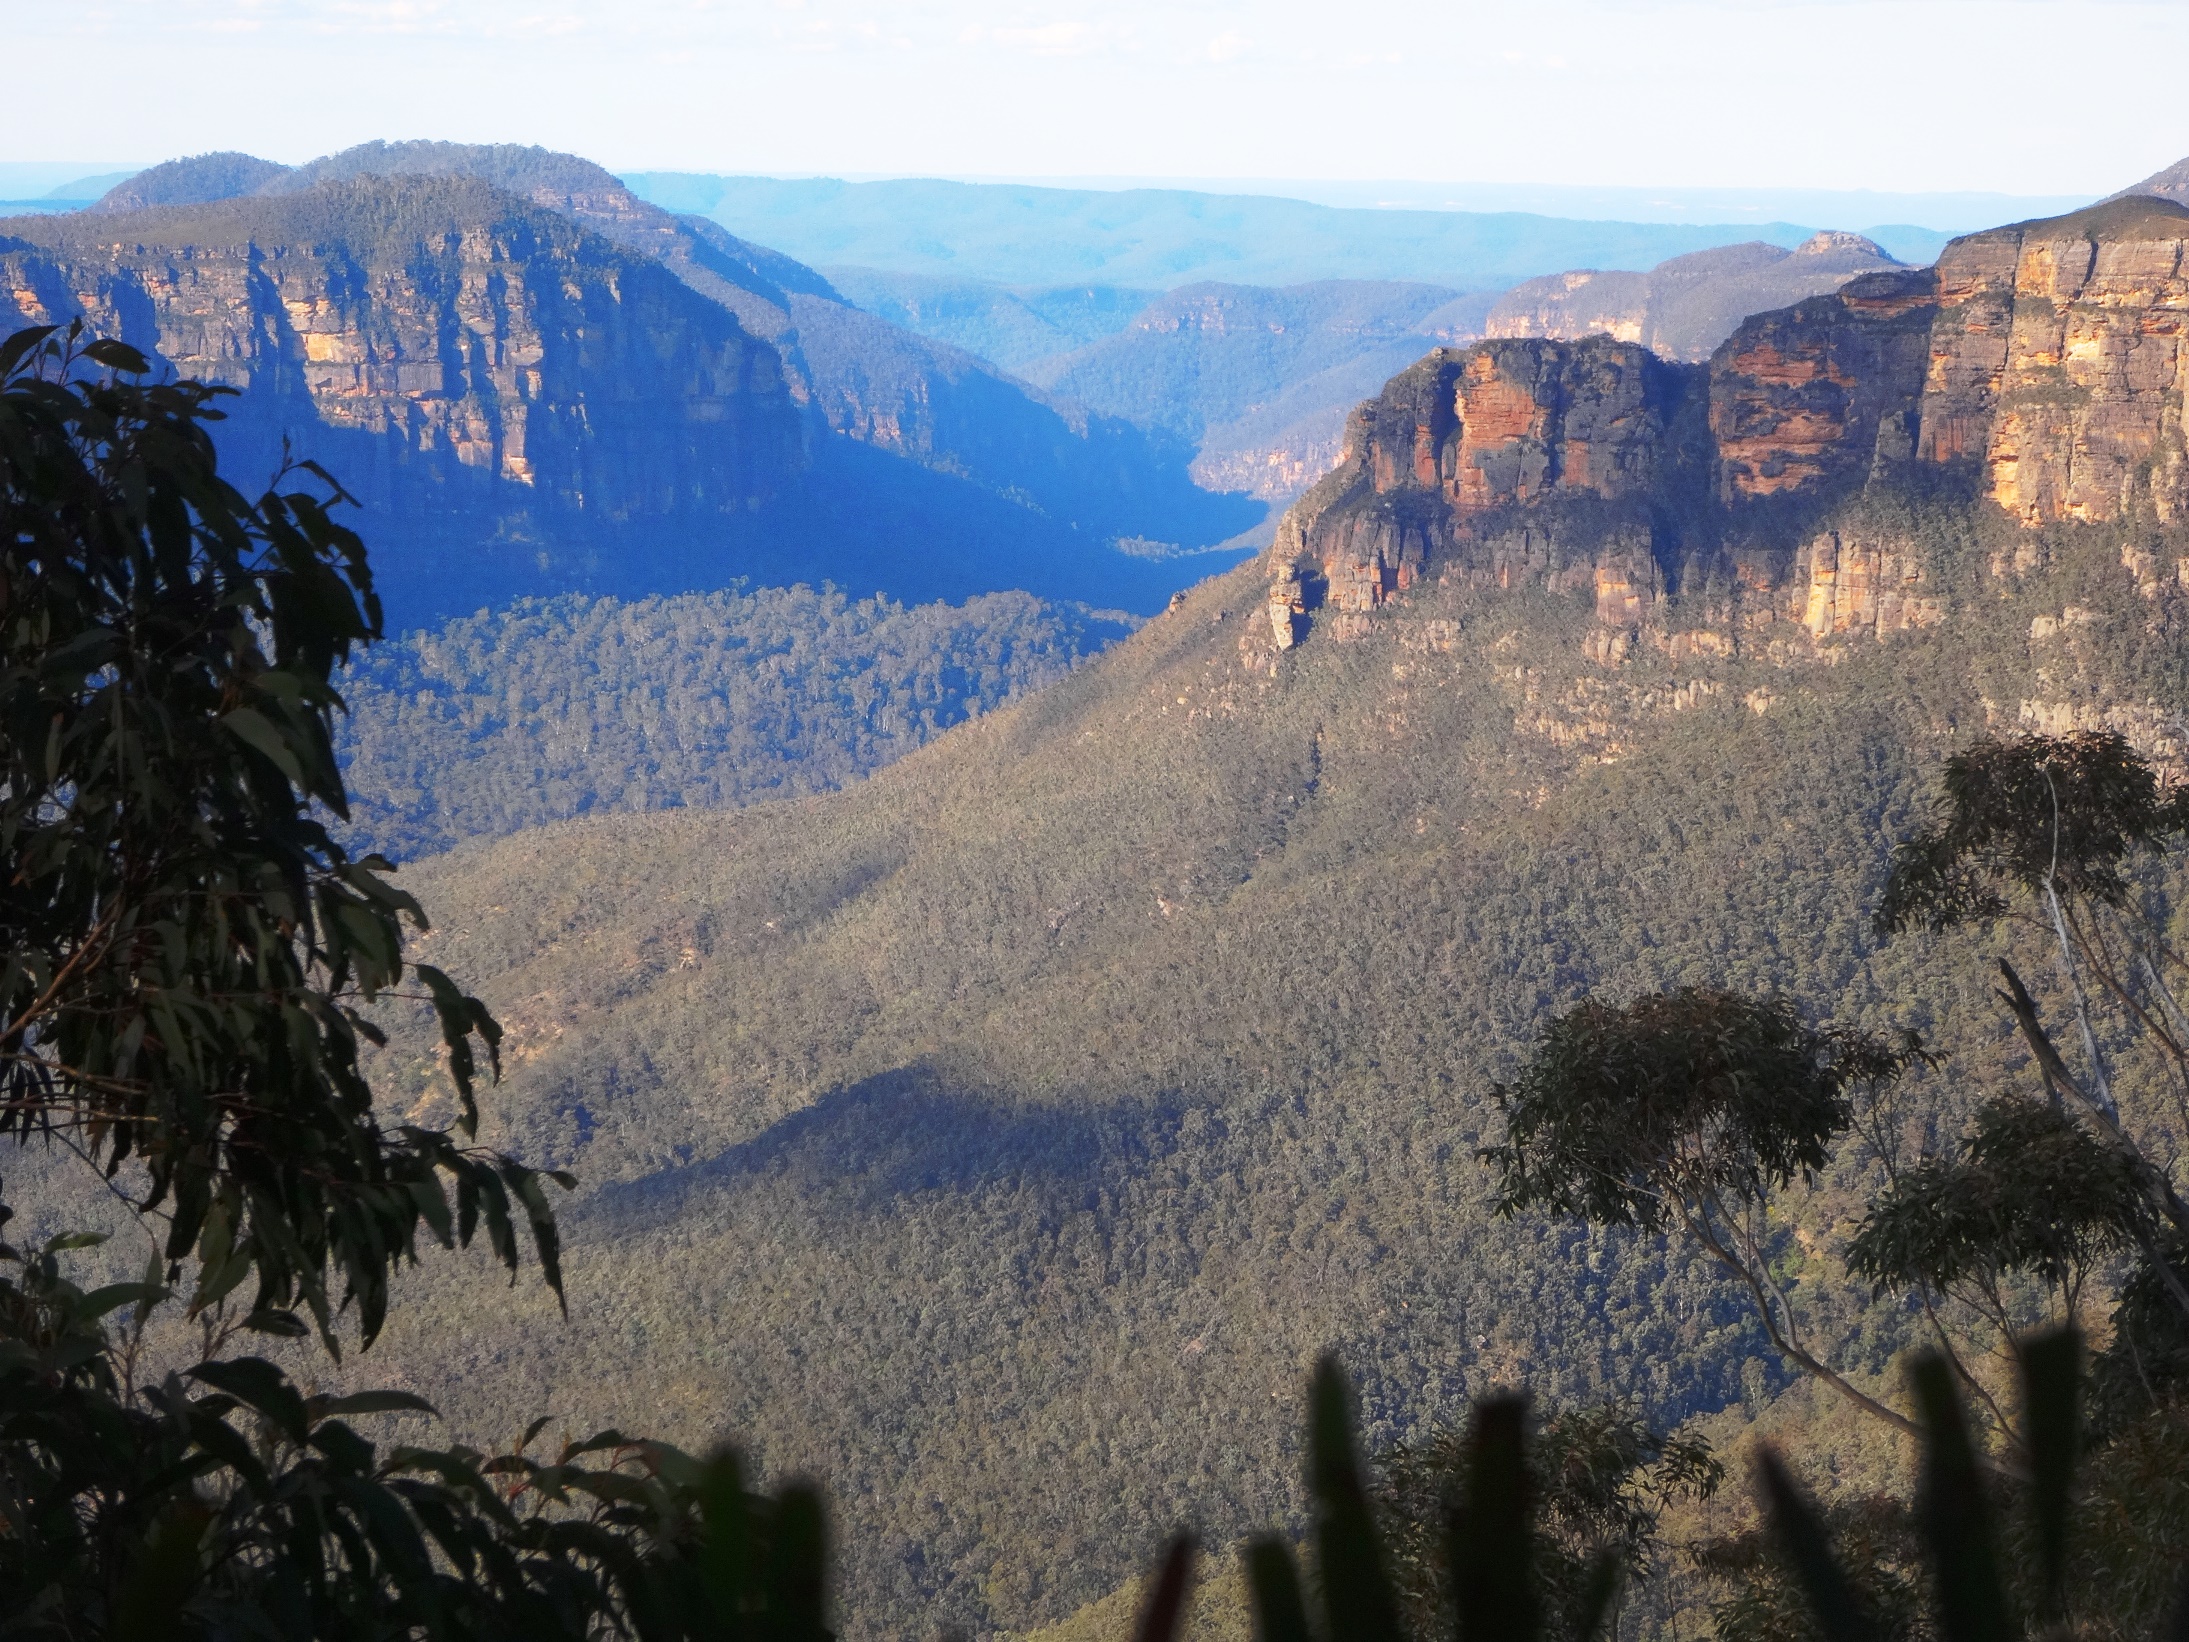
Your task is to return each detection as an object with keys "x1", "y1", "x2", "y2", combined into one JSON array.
[
  {"x1": 327, "y1": 481, "x2": 2189, "y2": 1638},
  {"x1": 336, "y1": 587, "x2": 1133, "y2": 859},
  {"x1": 7, "y1": 143, "x2": 2189, "y2": 1642}
]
